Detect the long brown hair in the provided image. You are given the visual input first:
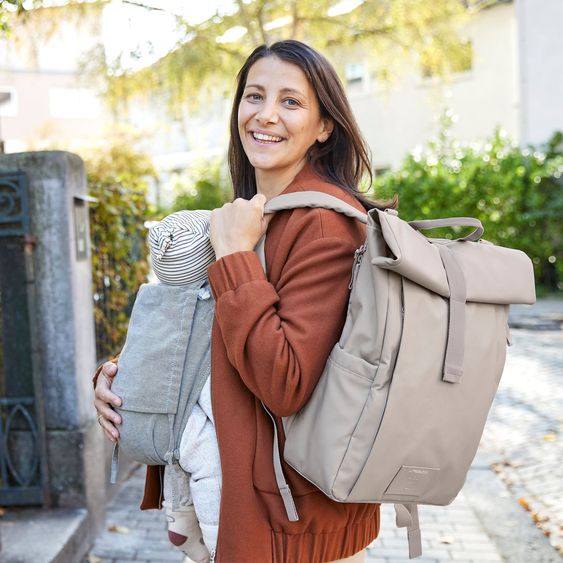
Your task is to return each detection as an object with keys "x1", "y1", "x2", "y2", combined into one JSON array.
[{"x1": 228, "y1": 40, "x2": 396, "y2": 210}]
